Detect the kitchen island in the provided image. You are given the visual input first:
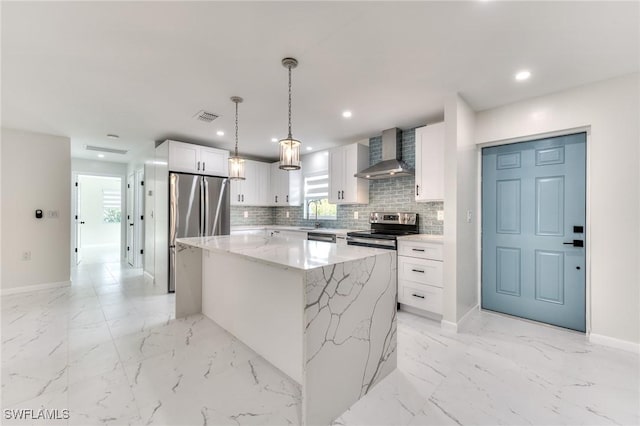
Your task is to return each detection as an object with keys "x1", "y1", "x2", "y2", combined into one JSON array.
[{"x1": 175, "y1": 234, "x2": 397, "y2": 425}]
